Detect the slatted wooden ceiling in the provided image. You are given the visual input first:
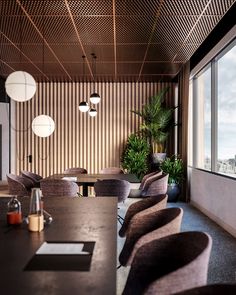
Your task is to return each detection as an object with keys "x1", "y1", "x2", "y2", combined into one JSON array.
[{"x1": 0, "y1": 0, "x2": 235, "y2": 82}]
